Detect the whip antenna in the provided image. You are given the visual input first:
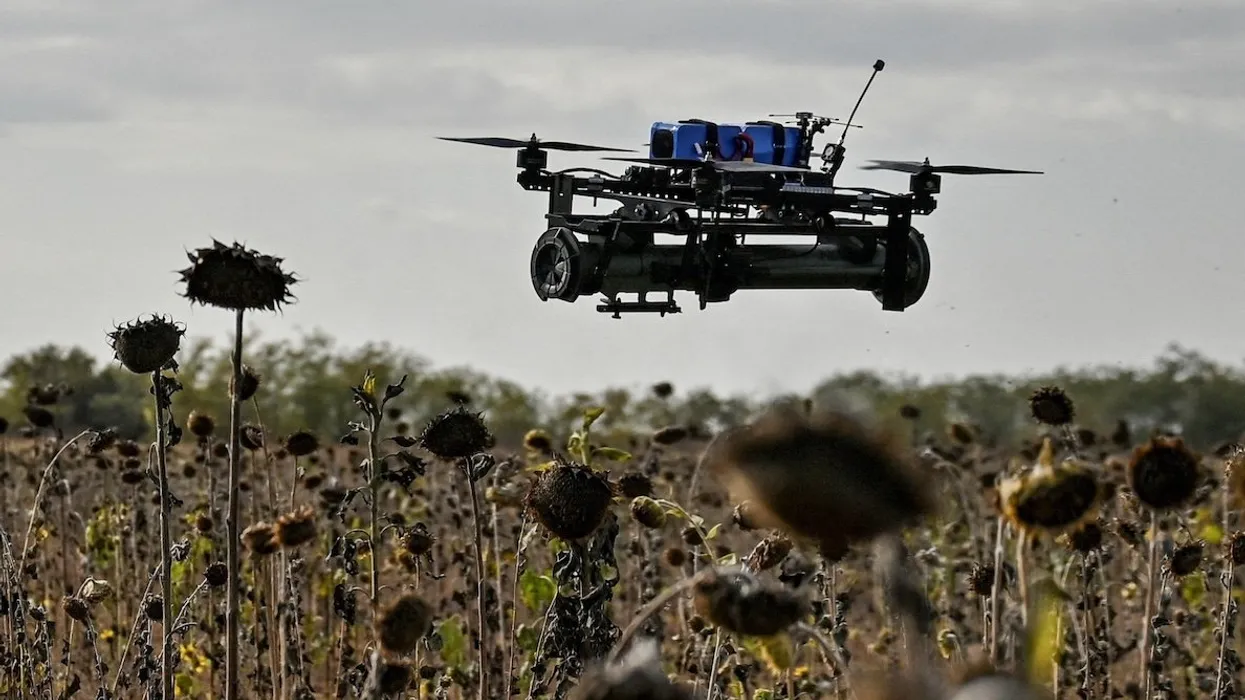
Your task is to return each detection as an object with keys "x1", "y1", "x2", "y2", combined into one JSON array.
[{"x1": 839, "y1": 59, "x2": 884, "y2": 146}]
